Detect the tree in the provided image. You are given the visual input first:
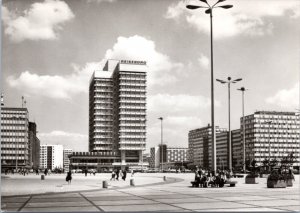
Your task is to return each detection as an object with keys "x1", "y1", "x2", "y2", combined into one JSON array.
[
  {"x1": 281, "y1": 152, "x2": 296, "y2": 172},
  {"x1": 270, "y1": 158, "x2": 278, "y2": 169}
]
